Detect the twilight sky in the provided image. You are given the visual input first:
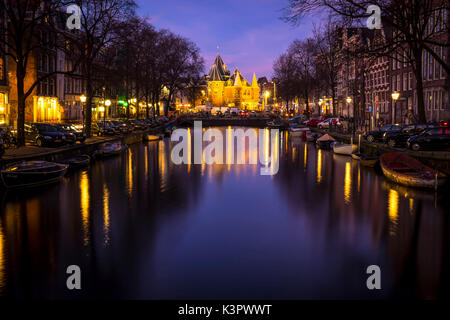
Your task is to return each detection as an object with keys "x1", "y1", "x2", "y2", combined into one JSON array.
[{"x1": 136, "y1": 0, "x2": 317, "y2": 81}]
